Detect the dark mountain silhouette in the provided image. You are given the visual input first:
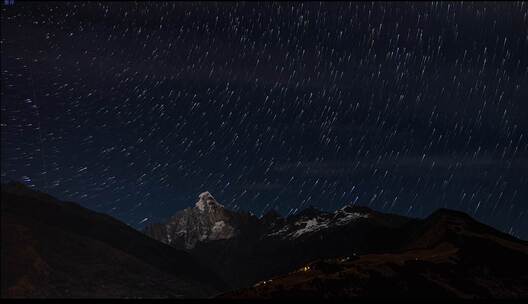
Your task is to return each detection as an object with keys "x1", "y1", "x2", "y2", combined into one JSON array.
[{"x1": 1, "y1": 182, "x2": 226, "y2": 298}]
